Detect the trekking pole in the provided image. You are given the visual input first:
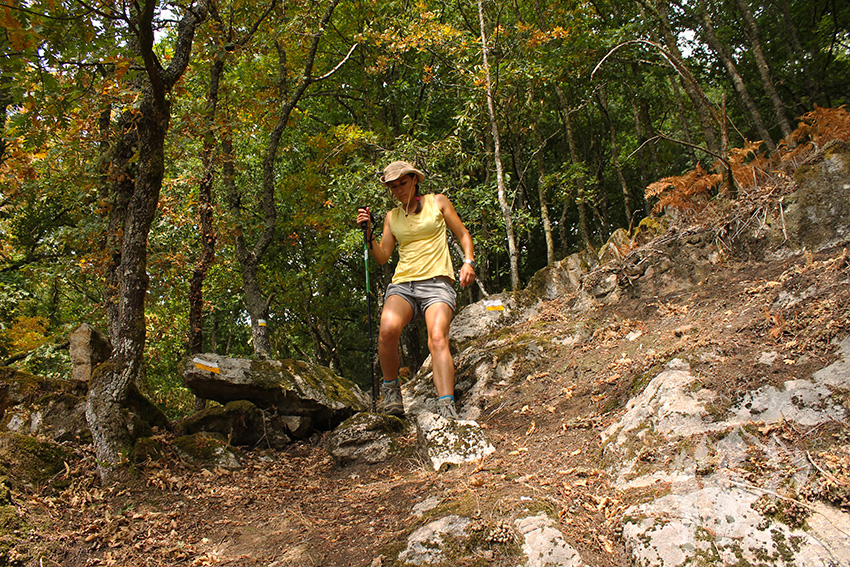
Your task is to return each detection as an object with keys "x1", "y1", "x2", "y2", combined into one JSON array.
[{"x1": 359, "y1": 208, "x2": 378, "y2": 412}]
